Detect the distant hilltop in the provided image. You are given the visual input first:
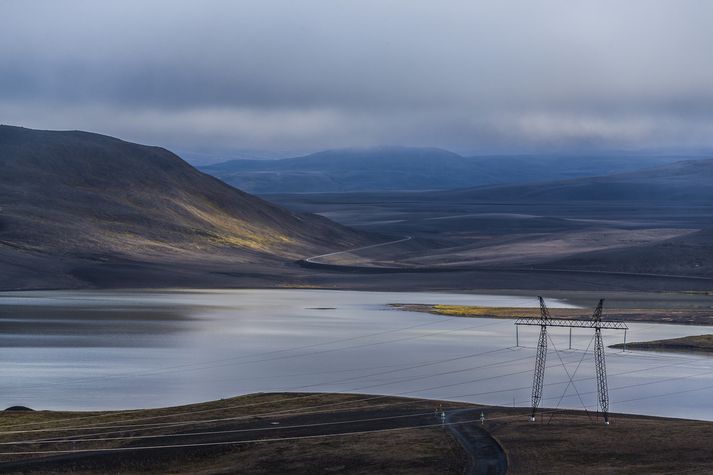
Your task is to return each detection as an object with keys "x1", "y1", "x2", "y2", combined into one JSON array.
[{"x1": 200, "y1": 145, "x2": 686, "y2": 194}]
